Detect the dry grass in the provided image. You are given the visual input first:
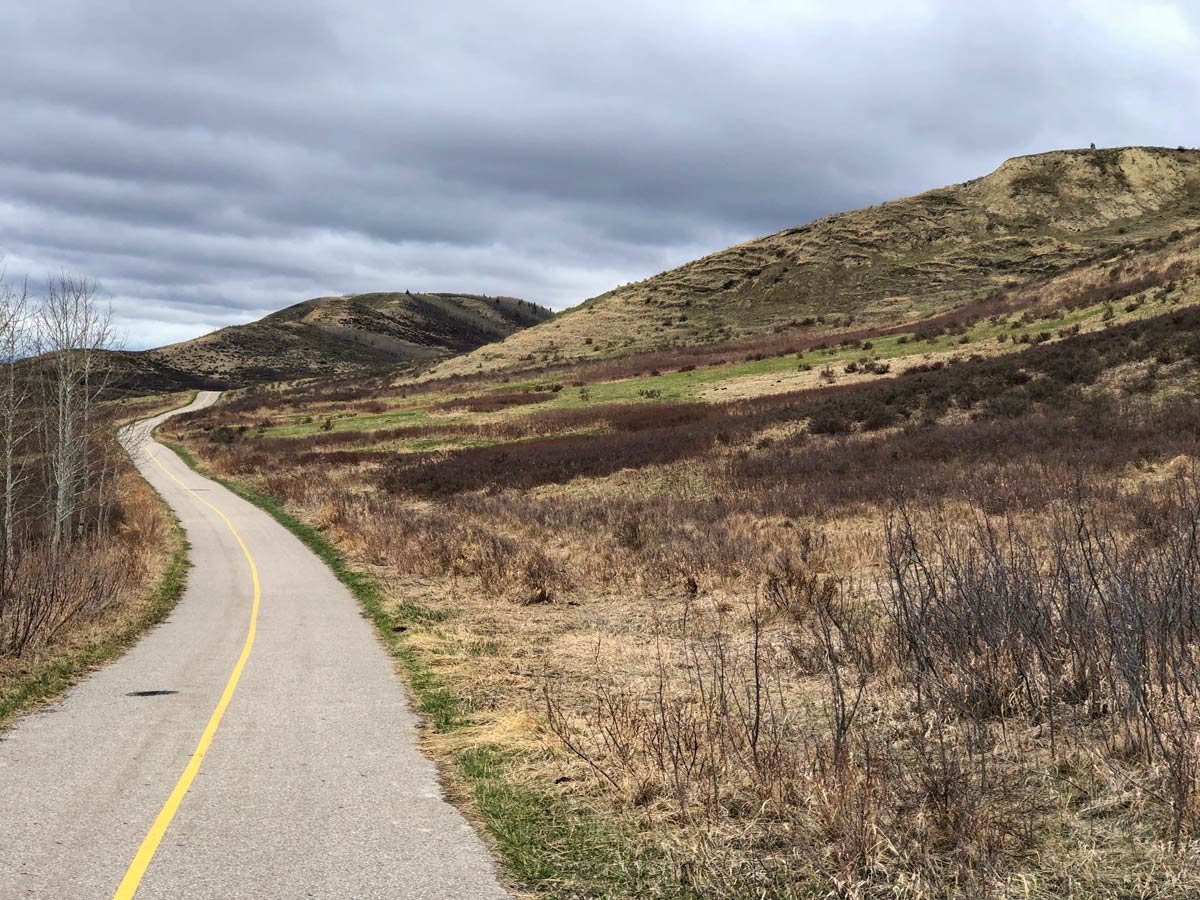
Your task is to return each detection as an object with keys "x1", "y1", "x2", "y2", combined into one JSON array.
[
  {"x1": 160, "y1": 292, "x2": 1200, "y2": 896},
  {"x1": 132, "y1": 148, "x2": 1200, "y2": 896},
  {"x1": 0, "y1": 467, "x2": 176, "y2": 671}
]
